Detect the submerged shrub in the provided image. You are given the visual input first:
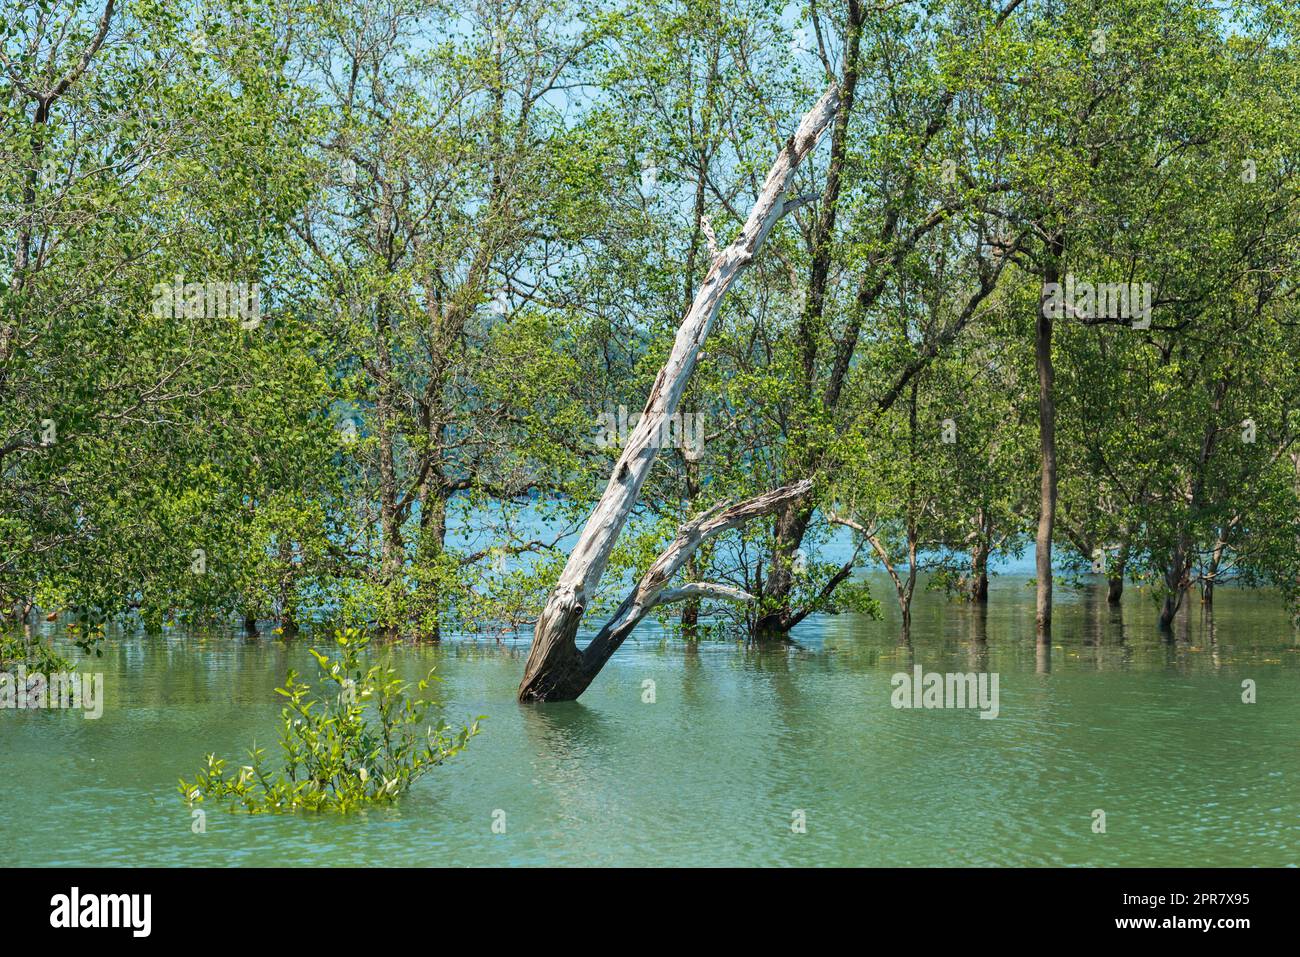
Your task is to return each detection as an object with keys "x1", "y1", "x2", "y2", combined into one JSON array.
[
  {"x1": 179, "y1": 628, "x2": 481, "y2": 812},
  {"x1": 0, "y1": 630, "x2": 70, "y2": 674}
]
